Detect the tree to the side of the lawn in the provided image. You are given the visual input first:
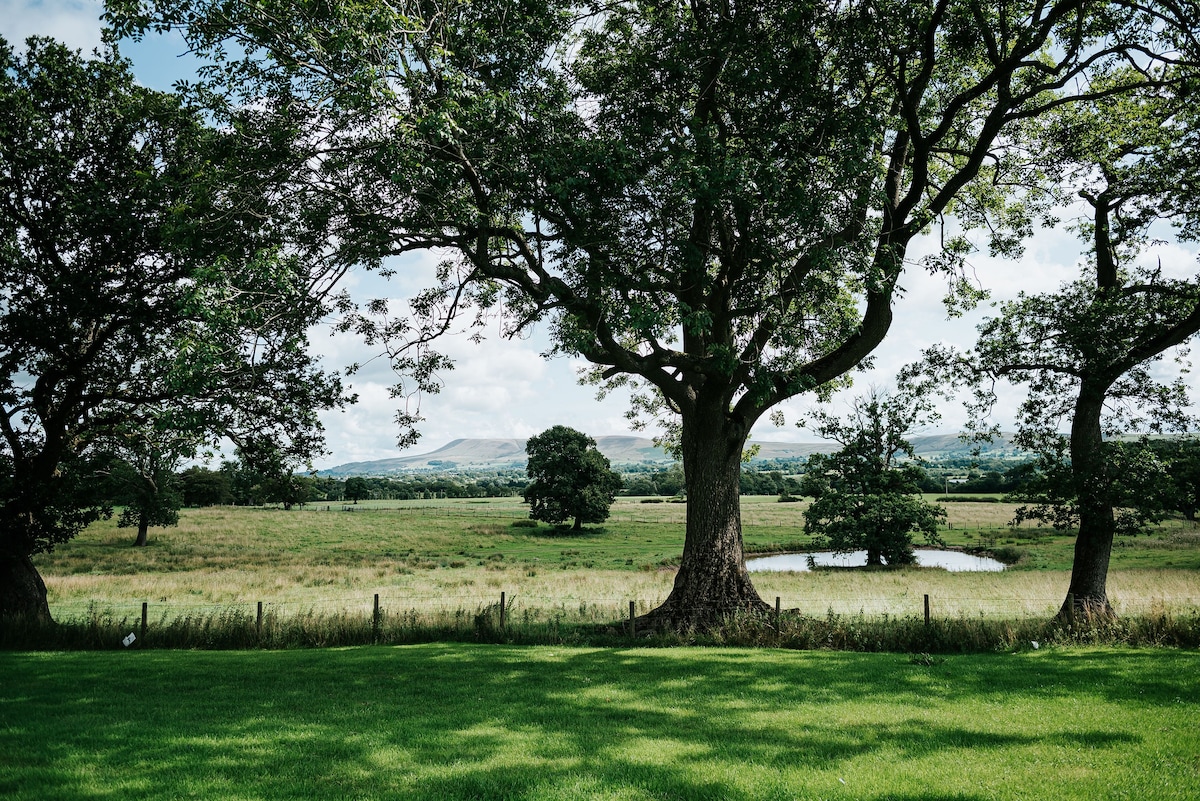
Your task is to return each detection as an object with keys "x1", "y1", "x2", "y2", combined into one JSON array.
[
  {"x1": 109, "y1": 453, "x2": 184, "y2": 548},
  {"x1": 524, "y1": 426, "x2": 622, "y2": 530},
  {"x1": 176, "y1": 466, "x2": 233, "y2": 508},
  {"x1": 950, "y1": 70, "x2": 1200, "y2": 618},
  {"x1": 109, "y1": 0, "x2": 1200, "y2": 628},
  {"x1": 344, "y1": 477, "x2": 371, "y2": 505},
  {"x1": 801, "y1": 390, "x2": 946, "y2": 566},
  {"x1": 0, "y1": 37, "x2": 346, "y2": 620},
  {"x1": 1146, "y1": 437, "x2": 1200, "y2": 521}
]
